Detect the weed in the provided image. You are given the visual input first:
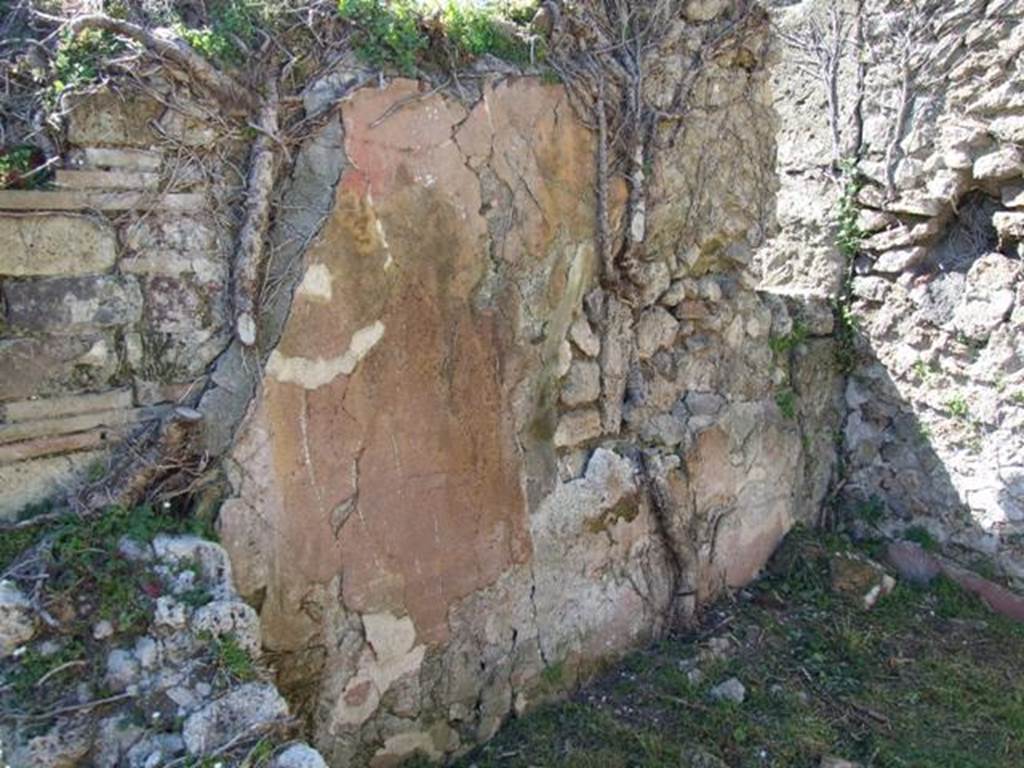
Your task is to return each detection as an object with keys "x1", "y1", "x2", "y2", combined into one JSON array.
[
  {"x1": 51, "y1": 28, "x2": 125, "y2": 99},
  {"x1": 338, "y1": 0, "x2": 428, "y2": 74},
  {"x1": 903, "y1": 525, "x2": 938, "y2": 552},
  {"x1": 854, "y1": 496, "x2": 885, "y2": 527},
  {"x1": 769, "y1": 320, "x2": 809, "y2": 357},
  {"x1": 912, "y1": 358, "x2": 932, "y2": 382},
  {"x1": 440, "y1": 1, "x2": 533, "y2": 64},
  {"x1": 833, "y1": 300, "x2": 859, "y2": 375},
  {"x1": 0, "y1": 146, "x2": 45, "y2": 190},
  {"x1": 7, "y1": 641, "x2": 86, "y2": 702},
  {"x1": 174, "y1": 0, "x2": 268, "y2": 66},
  {"x1": 775, "y1": 388, "x2": 797, "y2": 420},
  {"x1": 337, "y1": 0, "x2": 535, "y2": 74},
  {"x1": 946, "y1": 393, "x2": 969, "y2": 420},
  {"x1": 1011, "y1": 390, "x2": 1024, "y2": 406},
  {"x1": 208, "y1": 633, "x2": 257, "y2": 682}
]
